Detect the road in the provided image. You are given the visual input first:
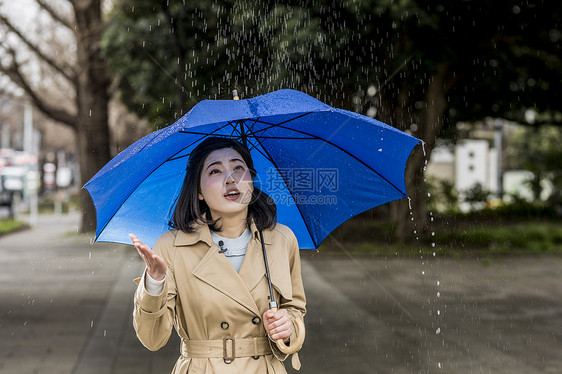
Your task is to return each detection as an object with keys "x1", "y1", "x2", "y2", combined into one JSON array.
[{"x1": 0, "y1": 212, "x2": 560, "y2": 373}]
